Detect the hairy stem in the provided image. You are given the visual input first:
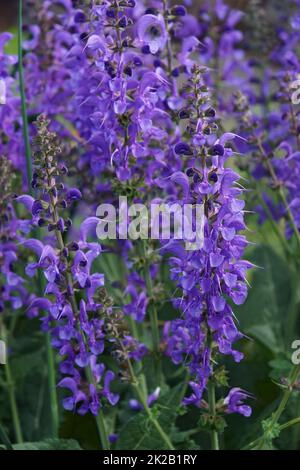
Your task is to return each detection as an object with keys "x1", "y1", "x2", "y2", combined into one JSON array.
[
  {"x1": 123, "y1": 346, "x2": 174, "y2": 450},
  {"x1": 4, "y1": 358, "x2": 23, "y2": 444},
  {"x1": 141, "y1": 241, "x2": 161, "y2": 383},
  {"x1": 280, "y1": 416, "x2": 300, "y2": 431},
  {"x1": 256, "y1": 364, "x2": 300, "y2": 450},
  {"x1": 207, "y1": 380, "x2": 220, "y2": 450}
]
